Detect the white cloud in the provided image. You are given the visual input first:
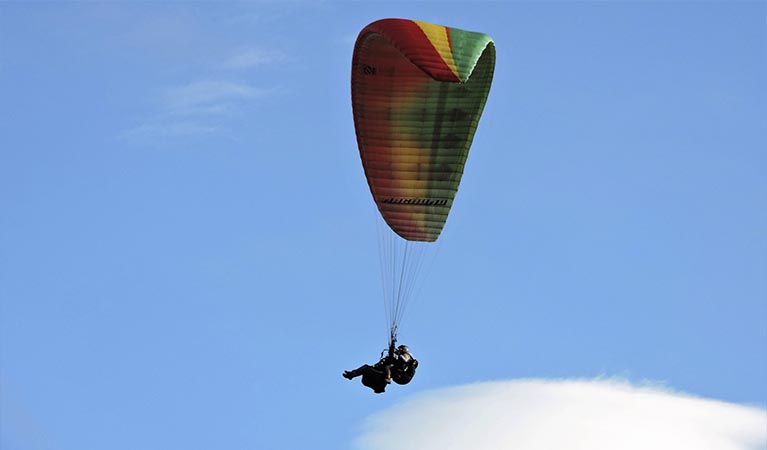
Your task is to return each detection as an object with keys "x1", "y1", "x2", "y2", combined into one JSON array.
[
  {"x1": 120, "y1": 80, "x2": 271, "y2": 141},
  {"x1": 119, "y1": 122, "x2": 223, "y2": 140},
  {"x1": 223, "y1": 49, "x2": 287, "y2": 69},
  {"x1": 355, "y1": 379, "x2": 767, "y2": 450},
  {"x1": 163, "y1": 81, "x2": 269, "y2": 114}
]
